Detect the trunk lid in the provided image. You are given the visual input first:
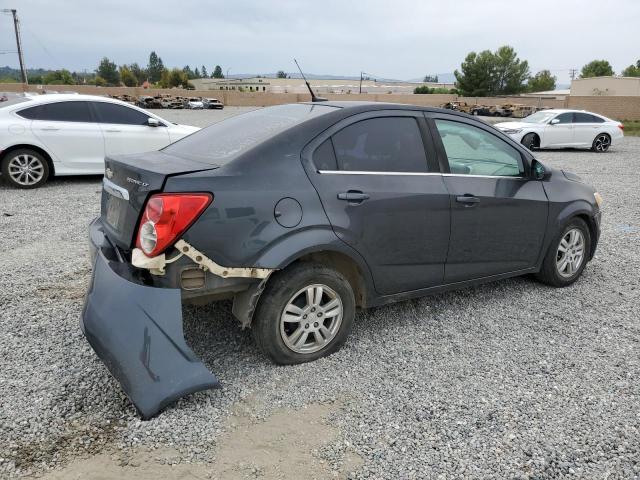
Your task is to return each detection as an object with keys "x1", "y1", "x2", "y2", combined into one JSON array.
[{"x1": 101, "y1": 151, "x2": 217, "y2": 250}]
